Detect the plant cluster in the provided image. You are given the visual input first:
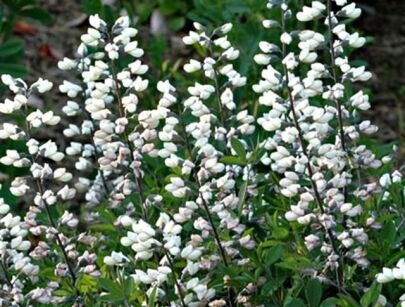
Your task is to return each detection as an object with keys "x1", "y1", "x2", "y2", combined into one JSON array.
[{"x1": 0, "y1": 0, "x2": 404, "y2": 306}]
